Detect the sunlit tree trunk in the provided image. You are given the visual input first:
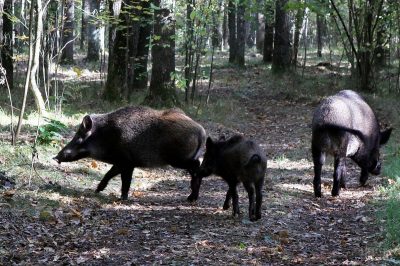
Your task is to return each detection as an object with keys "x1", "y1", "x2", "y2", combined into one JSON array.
[
  {"x1": 87, "y1": 0, "x2": 100, "y2": 61},
  {"x1": 81, "y1": 0, "x2": 89, "y2": 50},
  {"x1": 256, "y1": 12, "x2": 264, "y2": 53}
]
